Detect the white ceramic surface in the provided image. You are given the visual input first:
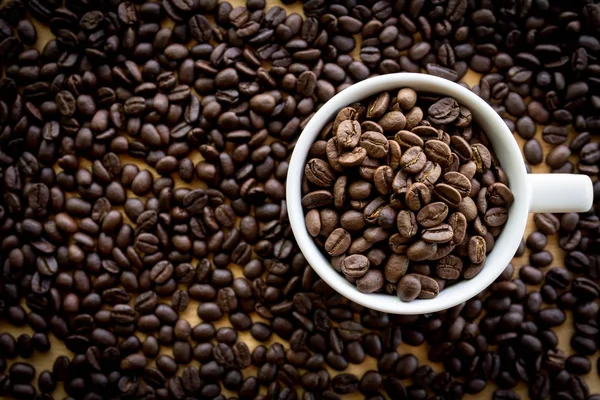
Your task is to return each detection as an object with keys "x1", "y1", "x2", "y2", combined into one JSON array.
[{"x1": 287, "y1": 73, "x2": 594, "y2": 315}]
